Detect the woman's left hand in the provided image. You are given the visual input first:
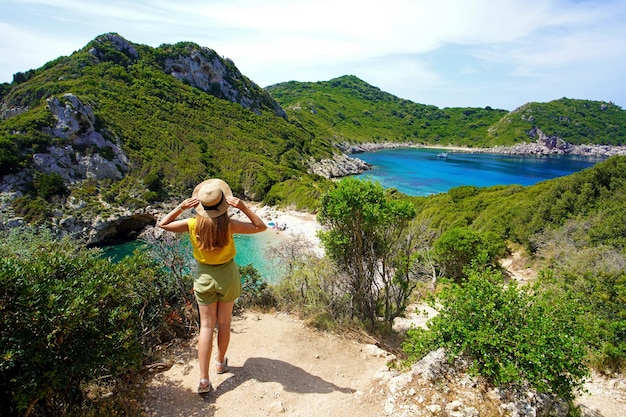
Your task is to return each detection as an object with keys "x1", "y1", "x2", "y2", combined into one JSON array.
[{"x1": 180, "y1": 197, "x2": 200, "y2": 211}]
